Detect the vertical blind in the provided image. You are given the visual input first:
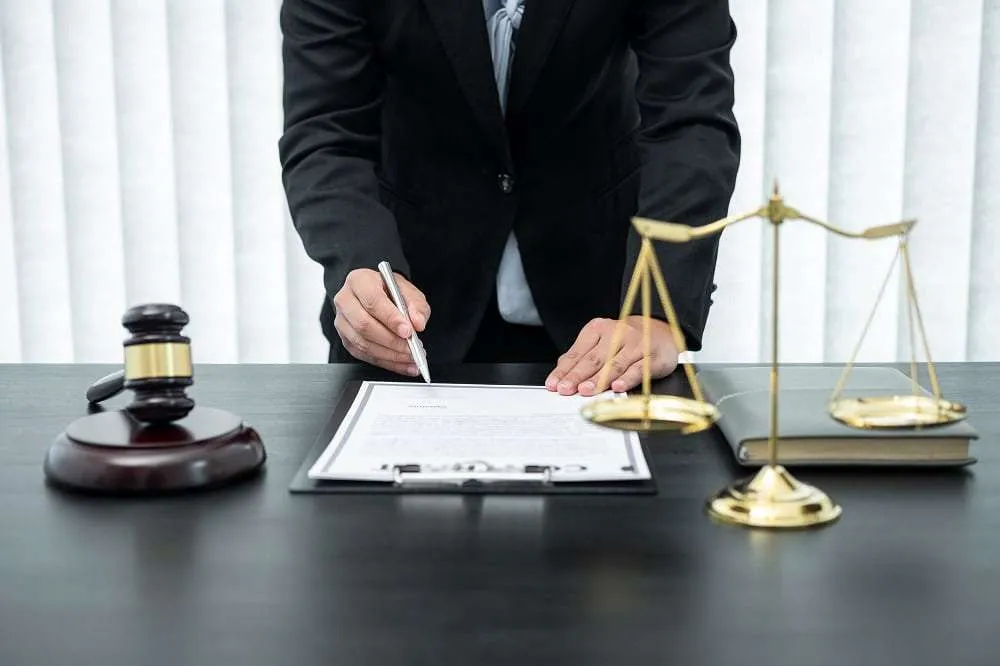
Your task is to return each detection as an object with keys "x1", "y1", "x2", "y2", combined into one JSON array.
[{"x1": 0, "y1": 0, "x2": 996, "y2": 365}]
